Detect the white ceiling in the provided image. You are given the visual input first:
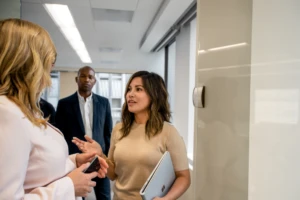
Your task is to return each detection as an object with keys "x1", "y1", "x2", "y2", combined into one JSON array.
[{"x1": 20, "y1": 0, "x2": 194, "y2": 72}]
